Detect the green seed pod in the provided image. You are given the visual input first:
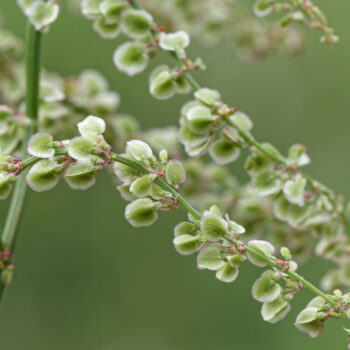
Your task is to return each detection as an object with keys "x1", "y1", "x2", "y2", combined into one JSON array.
[
  {"x1": 40, "y1": 81, "x2": 65, "y2": 103},
  {"x1": 245, "y1": 152, "x2": 273, "y2": 175},
  {"x1": 227, "y1": 254, "x2": 246, "y2": 267},
  {"x1": 215, "y1": 263, "x2": 239, "y2": 283},
  {"x1": 165, "y1": 159, "x2": 186, "y2": 186},
  {"x1": 200, "y1": 211, "x2": 229, "y2": 241},
  {"x1": 159, "y1": 31, "x2": 190, "y2": 52},
  {"x1": 113, "y1": 156, "x2": 140, "y2": 183},
  {"x1": 175, "y1": 75, "x2": 191, "y2": 94},
  {"x1": 0, "y1": 133, "x2": 18, "y2": 155},
  {"x1": 247, "y1": 240, "x2": 275, "y2": 267},
  {"x1": 81, "y1": 0, "x2": 103, "y2": 19},
  {"x1": 208, "y1": 204, "x2": 222, "y2": 217},
  {"x1": 252, "y1": 270, "x2": 281, "y2": 303},
  {"x1": 90, "y1": 91, "x2": 120, "y2": 116},
  {"x1": 149, "y1": 66, "x2": 176, "y2": 100},
  {"x1": 0, "y1": 173, "x2": 15, "y2": 200},
  {"x1": 295, "y1": 307, "x2": 324, "y2": 338},
  {"x1": 186, "y1": 105, "x2": 217, "y2": 134},
  {"x1": 130, "y1": 174, "x2": 156, "y2": 197},
  {"x1": 93, "y1": 17, "x2": 120, "y2": 39},
  {"x1": 228, "y1": 220, "x2": 245, "y2": 234},
  {"x1": 121, "y1": 9, "x2": 154, "y2": 39},
  {"x1": 174, "y1": 221, "x2": 198, "y2": 237},
  {"x1": 68, "y1": 136, "x2": 97, "y2": 161},
  {"x1": 253, "y1": 169, "x2": 282, "y2": 196},
  {"x1": 197, "y1": 245, "x2": 225, "y2": 271},
  {"x1": 126, "y1": 139, "x2": 153, "y2": 162},
  {"x1": 194, "y1": 88, "x2": 221, "y2": 107},
  {"x1": 283, "y1": 175, "x2": 306, "y2": 206},
  {"x1": 173, "y1": 234, "x2": 201, "y2": 255},
  {"x1": 229, "y1": 111, "x2": 253, "y2": 131},
  {"x1": 274, "y1": 197, "x2": 310, "y2": 228},
  {"x1": 18, "y1": 0, "x2": 35, "y2": 15},
  {"x1": 209, "y1": 139, "x2": 240, "y2": 165},
  {"x1": 64, "y1": 161, "x2": 97, "y2": 190},
  {"x1": 100, "y1": 0, "x2": 127, "y2": 24},
  {"x1": 27, "y1": 132, "x2": 55, "y2": 158},
  {"x1": 125, "y1": 198, "x2": 160, "y2": 227},
  {"x1": 117, "y1": 183, "x2": 136, "y2": 201},
  {"x1": 261, "y1": 297, "x2": 291, "y2": 324},
  {"x1": 27, "y1": 1, "x2": 60, "y2": 31},
  {"x1": 113, "y1": 42, "x2": 149, "y2": 76},
  {"x1": 288, "y1": 144, "x2": 310, "y2": 167},
  {"x1": 253, "y1": 0, "x2": 273, "y2": 17},
  {"x1": 150, "y1": 184, "x2": 170, "y2": 200},
  {"x1": 78, "y1": 69, "x2": 108, "y2": 97},
  {"x1": 77, "y1": 115, "x2": 106, "y2": 136},
  {"x1": 1, "y1": 266, "x2": 14, "y2": 286},
  {"x1": 26, "y1": 159, "x2": 61, "y2": 192}
]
